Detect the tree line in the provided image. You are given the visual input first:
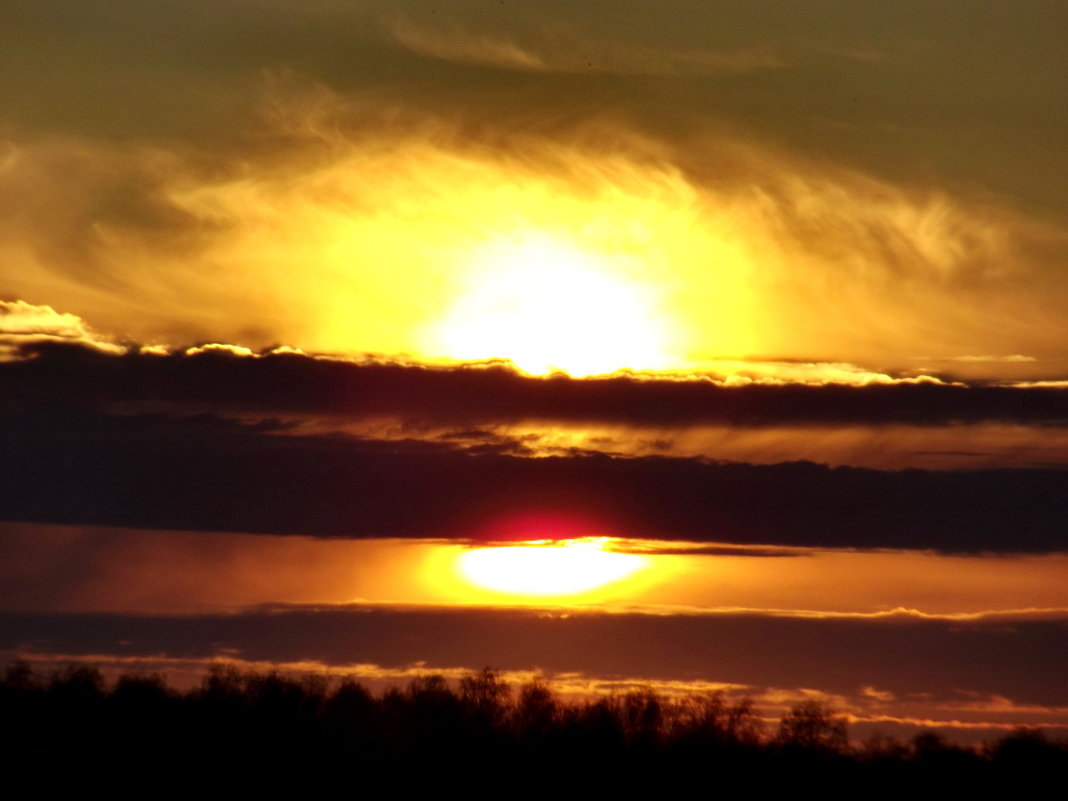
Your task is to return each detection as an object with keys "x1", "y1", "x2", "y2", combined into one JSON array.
[{"x1": 1, "y1": 662, "x2": 1063, "y2": 788}]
